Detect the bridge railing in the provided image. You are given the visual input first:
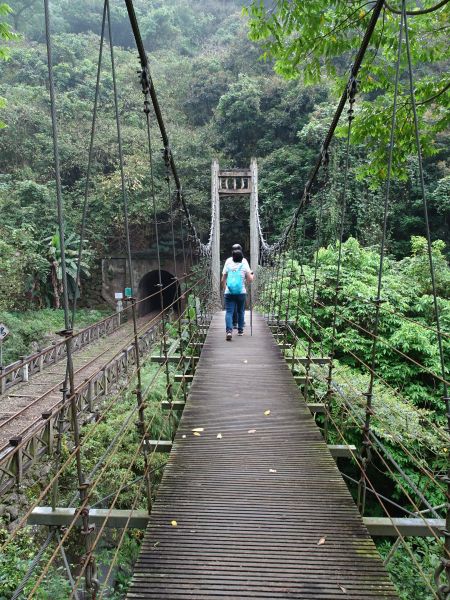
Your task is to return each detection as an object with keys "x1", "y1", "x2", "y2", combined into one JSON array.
[
  {"x1": 0, "y1": 312, "x2": 121, "y2": 395},
  {"x1": 0, "y1": 315, "x2": 162, "y2": 496}
]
